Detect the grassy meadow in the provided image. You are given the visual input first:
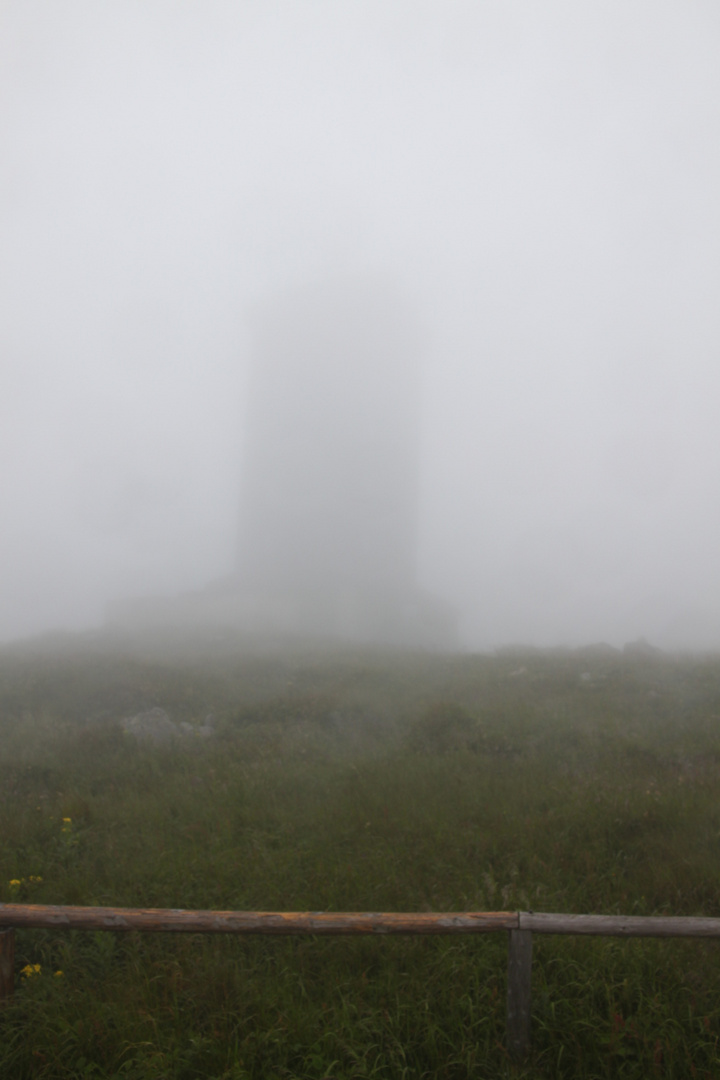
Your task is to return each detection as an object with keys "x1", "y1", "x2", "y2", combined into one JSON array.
[{"x1": 2, "y1": 631, "x2": 720, "y2": 1078}]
